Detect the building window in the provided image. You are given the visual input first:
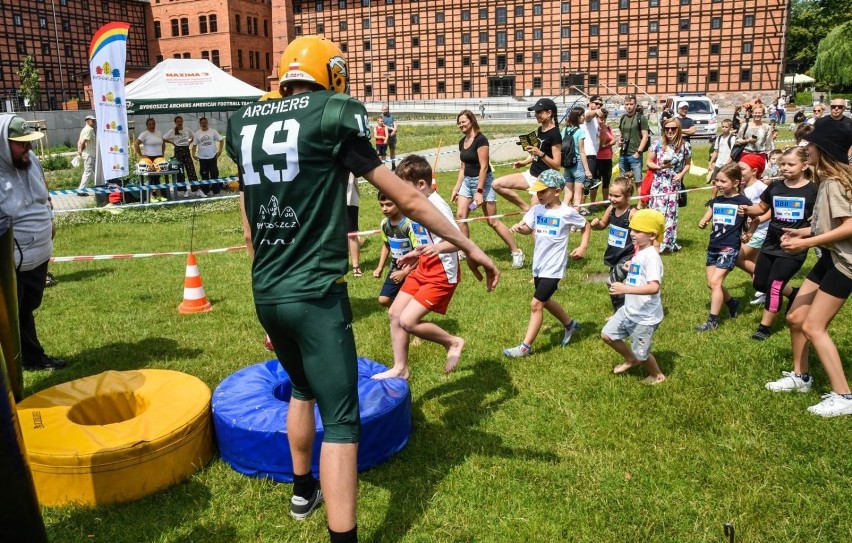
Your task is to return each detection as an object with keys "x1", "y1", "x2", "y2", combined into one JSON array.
[
  {"x1": 339, "y1": 21, "x2": 347, "y2": 30},
  {"x1": 362, "y1": 18, "x2": 370, "y2": 28},
  {"x1": 437, "y1": 81, "x2": 446, "y2": 93},
  {"x1": 479, "y1": 8, "x2": 487, "y2": 19},
  {"x1": 174, "y1": 53, "x2": 182, "y2": 59},
  {"x1": 199, "y1": 16, "x2": 207, "y2": 33},
  {"x1": 412, "y1": 59, "x2": 420, "y2": 69},
  {"x1": 741, "y1": 69, "x2": 752, "y2": 81},
  {"x1": 247, "y1": 18, "x2": 253, "y2": 34},
  {"x1": 237, "y1": 50, "x2": 243, "y2": 68},
  {"x1": 386, "y1": 16, "x2": 394, "y2": 26},
  {"x1": 212, "y1": 50, "x2": 220, "y2": 66},
  {"x1": 744, "y1": 15, "x2": 755, "y2": 27},
  {"x1": 388, "y1": 84, "x2": 396, "y2": 95},
  {"x1": 561, "y1": 27, "x2": 570, "y2": 38},
  {"x1": 38, "y1": 16, "x2": 48, "y2": 29},
  {"x1": 202, "y1": 50, "x2": 209, "y2": 60},
  {"x1": 516, "y1": 30, "x2": 525, "y2": 40},
  {"x1": 533, "y1": 28, "x2": 543, "y2": 39},
  {"x1": 235, "y1": 15, "x2": 241, "y2": 33},
  {"x1": 387, "y1": 61, "x2": 395, "y2": 71},
  {"x1": 590, "y1": 25, "x2": 599, "y2": 36},
  {"x1": 365, "y1": 85, "x2": 372, "y2": 96},
  {"x1": 619, "y1": 0, "x2": 629, "y2": 8},
  {"x1": 561, "y1": 2, "x2": 570, "y2": 13},
  {"x1": 385, "y1": 38, "x2": 395, "y2": 48},
  {"x1": 65, "y1": 45, "x2": 73, "y2": 57},
  {"x1": 340, "y1": 43, "x2": 347, "y2": 52},
  {"x1": 210, "y1": 15, "x2": 217, "y2": 32},
  {"x1": 649, "y1": 21, "x2": 658, "y2": 32},
  {"x1": 648, "y1": 46, "x2": 658, "y2": 57},
  {"x1": 462, "y1": 80, "x2": 472, "y2": 92},
  {"x1": 293, "y1": 0, "x2": 302, "y2": 12},
  {"x1": 617, "y1": 73, "x2": 628, "y2": 85},
  {"x1": 462, "y1": 33, "x2": 471, "y2": 44},
  {"x1": 678, "y1": 71, "x2": 688, "y2": 84},
  {"x1": 679, "y1": 19, "x2": 689, "y2": 30},
  {"x1": 154, "y1": 21, "x2": 162, "y2": 38},
  {"x1": 590, "y1": 49, "x2": 599, "y2": 60},
  {"x1": 412, "y1": 83, "x2": 420, "y2": 95},
  {"x1": 437, "y1": 35, "x2": 445, "y2": 45},
  {"x1": 411, "y1": 14, "x2": 419, "y2": 24},
  {"x1": 496, "y1": 7, "x2": 507, "y2": 24},
  {"x1": 42, "y1": 43, "x2": 51, "y2": 55},
  {"x1": 650, "y1": 0, "x2": 659, "y2": 4},
  {"x1": 589, "y1": 74, "x2": 598, "y2": 85},
  {"x1": 711, "y1": 17, "x2": 721, "y2": 29},
  {"x1": 436, "y1": 12, "x2": 444, "y2": 22},
  {"x1": 710, "y1": 43, "x2": 720, "y2": 54},
  {"x1": 515, "y1": 5, "x2": 524, "y2": 16},
  {"x1": 533, "y1": 52, "x2": 543, "y2": 63},
  {"x1": 479, "y1": 55, "x2": 488, "y2": 66},
  {"x1": 62, "y1": 19, "x2": 71, "y2": 31},
  {"x1": 590, "y1": 0, "x2": 599, "y2": 10},
  {"x1": 678, "y1": 45, "x2": 688, "y2": 56},
  {"x1": 316, "y1": 22, "x2": 324, "y2": 33},
  {"x1": 646, "y1": 72, "x2": 657, "y2": 85},
  {"x1": 619, "y1": 23, "x2": 628, "y2": 34},
  {"x1": 461, "y1": 10, "x2": 469, "y2": 21},
  {"x1": 681, "y1": 0, "x2": 690, "y2": 3},
  {"x1": 361, "y1": 0, "x2": 369, "y2": 5},
  {"x1": 171, "y1": 19, "x2": 179, "y2": 37},
  {"x1": 496, "y1": 55, "x2": 507, "y2": 69},
  {"x1": 412, "y1": 36, "x2": 420, "y2": 47},
  {"x1": 364, "y1": 62, "x2": 371, "y2": 73},
  {"x1": 363, "y1": 40, "x2": 370, "y2": 50},
  {"x1": 180, "y1": 17, "x2": 189, "y2": 35},
  {"x1": 533, "y1": 4, "x2": 543, "y2": 15},
  {"x1": 12, "y1": 10, "x2": 22, "y2": 23},
  {"x1": 516, "y1": 53, "x2": 525, "y2": 64},
  {"x1": 709, "y1": 70, "x2": 719, "y2": 83},
  {"x1": 742, "y1": 41, "x2": 753, "y2": 54},
  {"x1": 533, "y1": 77, "x2": 542, "y2": 89},
  {"x1": 339, "y1": 0, "x2": 346, "y2": 7},
  {"x1": 295, "y1": 25, "x2": 303, "y2": 35},
  {"x1": 437, "y1": 57, "x2": 445, "y2": 68},
  {"x1": 561, "y1": 50, "x2": 570, "y2": 62},
  {"x1": 480, "y1": 32, "x2": 489, "y2": 43},
  {"x1": 315, "y1": 0, "x2": 323, "y2": 11},
  {"x1": 463, "y1": 56, "x2": 471, "y2": 66}
]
